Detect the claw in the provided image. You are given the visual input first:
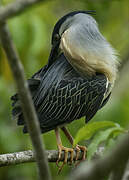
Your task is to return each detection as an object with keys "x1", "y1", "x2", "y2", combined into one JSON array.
[
  {"x1": 74, "y1": 145, "x2": 80, "y2": 161},
  {"x1": 55, "y1": 127, "x2": 87, "y2": 173},
  {"x1": 74, "y1": 144, "x2": 87, "y2": 166},
  {"x1": 56, "y1": 143, "x2": 74, "y2": 173}
]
